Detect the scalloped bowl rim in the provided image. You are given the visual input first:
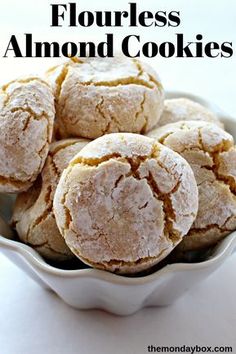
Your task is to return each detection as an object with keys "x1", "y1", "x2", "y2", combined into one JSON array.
[{"x1": 0, "y1": 232, "x2": 236, "y2": 286}]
